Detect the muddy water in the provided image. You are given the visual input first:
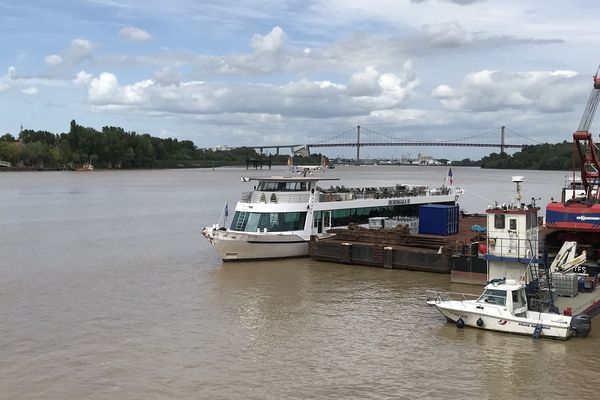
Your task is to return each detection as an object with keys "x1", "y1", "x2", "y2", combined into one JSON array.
[{"x1": 1, "y1": 167, "x2": 598, "y2": 399}]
